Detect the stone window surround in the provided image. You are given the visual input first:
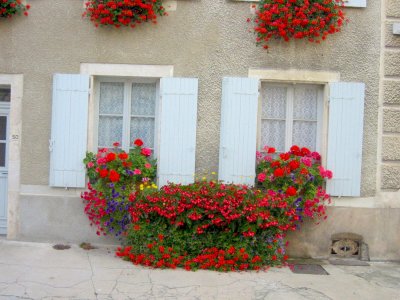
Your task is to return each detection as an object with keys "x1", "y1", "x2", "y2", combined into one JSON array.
[
  {"x1": 80, "y1": 63, "x2": 174, "y2": 154},
  {"x1": 0, "y1": 74, "x2": 23, "y2": 239},
  {"x1": 249, "y1": 68, "x2": 340, "y2": 167},
  {"x1": 247, "y1": 68, "x2": 400, "y2": 208}
]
